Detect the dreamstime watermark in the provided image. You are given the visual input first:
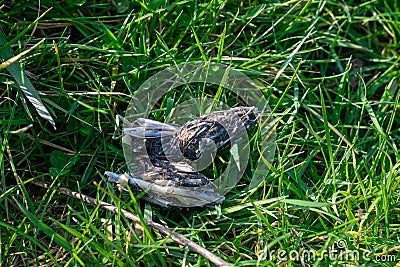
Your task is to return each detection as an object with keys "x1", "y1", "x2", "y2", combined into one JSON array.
[
  {"x1": 122, "y1": 61, "x2": 277, "y2": 207},
  {"x1": 265, "y1": 238, "x2": 397, "y2": 263}
]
